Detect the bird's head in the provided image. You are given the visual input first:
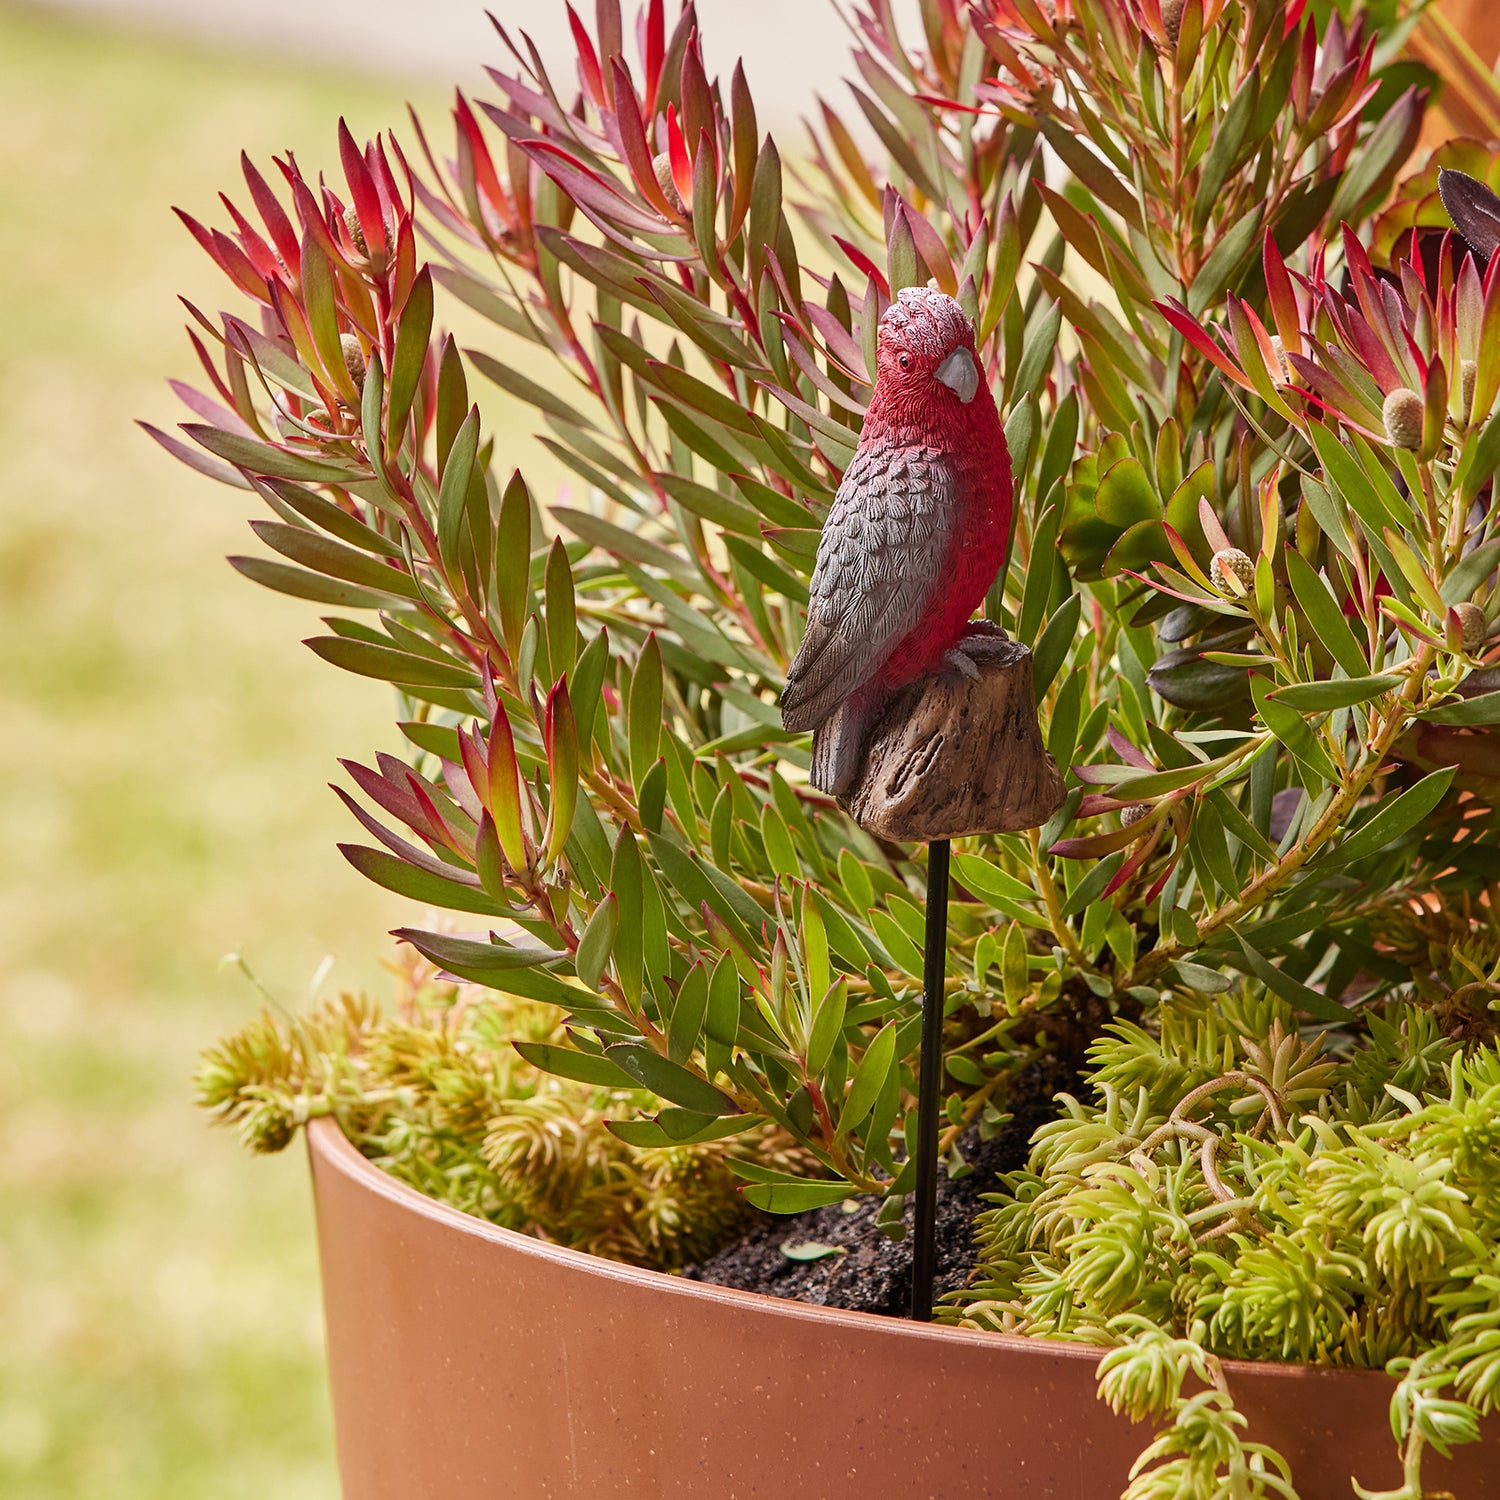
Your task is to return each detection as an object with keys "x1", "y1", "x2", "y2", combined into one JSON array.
[{"x1": 874, "y1": 286, "x2": 982, "y2": 408}]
